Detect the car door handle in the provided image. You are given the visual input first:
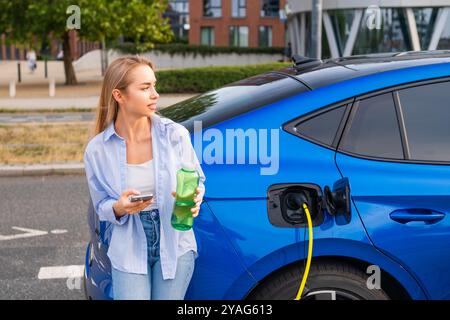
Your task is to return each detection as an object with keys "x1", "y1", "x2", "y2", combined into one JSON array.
[{"x1": 390, "y1": 209, "x2": 446, "y2": 224}]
